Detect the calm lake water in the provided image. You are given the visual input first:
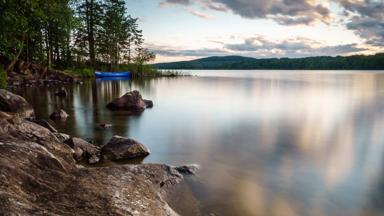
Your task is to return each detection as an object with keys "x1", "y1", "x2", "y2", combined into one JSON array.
[{"x1": 16, "y1": 70, "x2": 384, "y2": 216}]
